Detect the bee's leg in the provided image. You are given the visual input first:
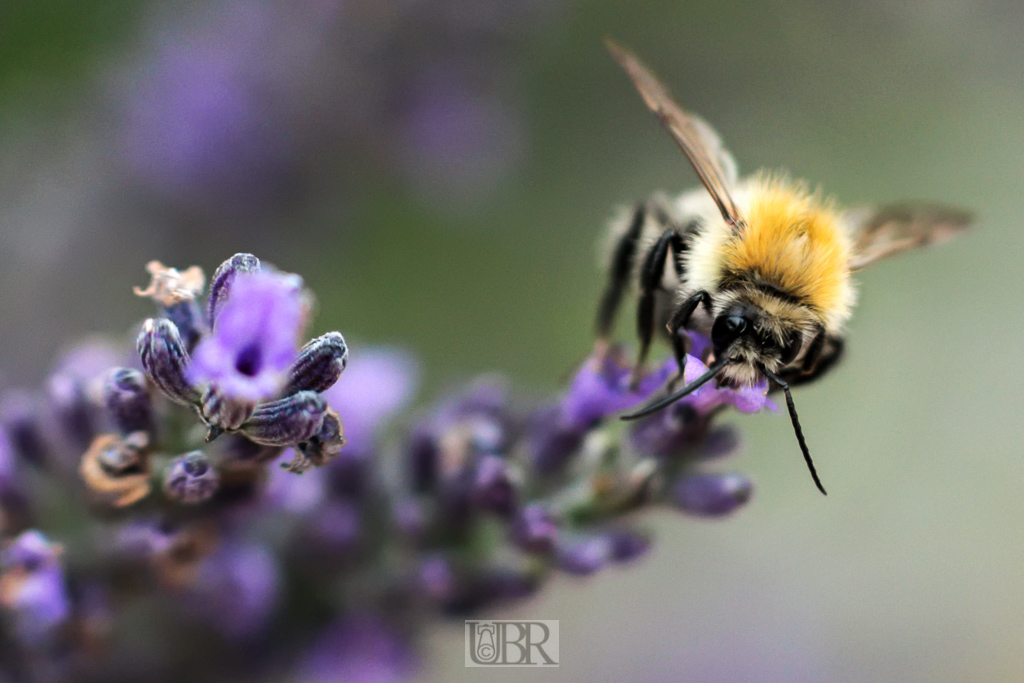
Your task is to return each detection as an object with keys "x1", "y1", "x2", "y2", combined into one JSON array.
[
  {"x1": 783, "y1": 333, "x2": 845, "y2": 387},
  {"x1": 632, "y1": 228, "x2": 677, "y2": 386},
  {"x1": 665, "y1": 290, "x2": 710, "y2": 389},
  {"x1": 667, "y1": 330, "x2": 690, "y2": 391},
  {"x1": 595, "y1": 203, "x2": 647, "y2": 357}
]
